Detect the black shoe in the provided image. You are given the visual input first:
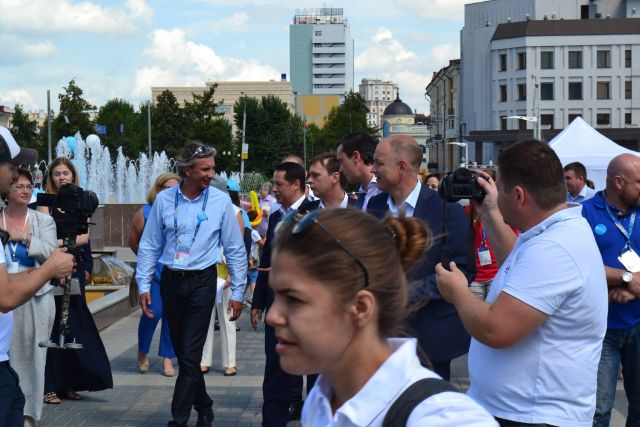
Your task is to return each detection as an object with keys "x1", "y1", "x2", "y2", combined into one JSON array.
[
  {"x1": 287, "y1": 401, "x2": 302, "y2": 422},
  {"x1": 167, "y1": 421, "x2": 187, "y2": 427},
  {"x1": 196, "y1": 407, "x2": 214, "y2": 427}
]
